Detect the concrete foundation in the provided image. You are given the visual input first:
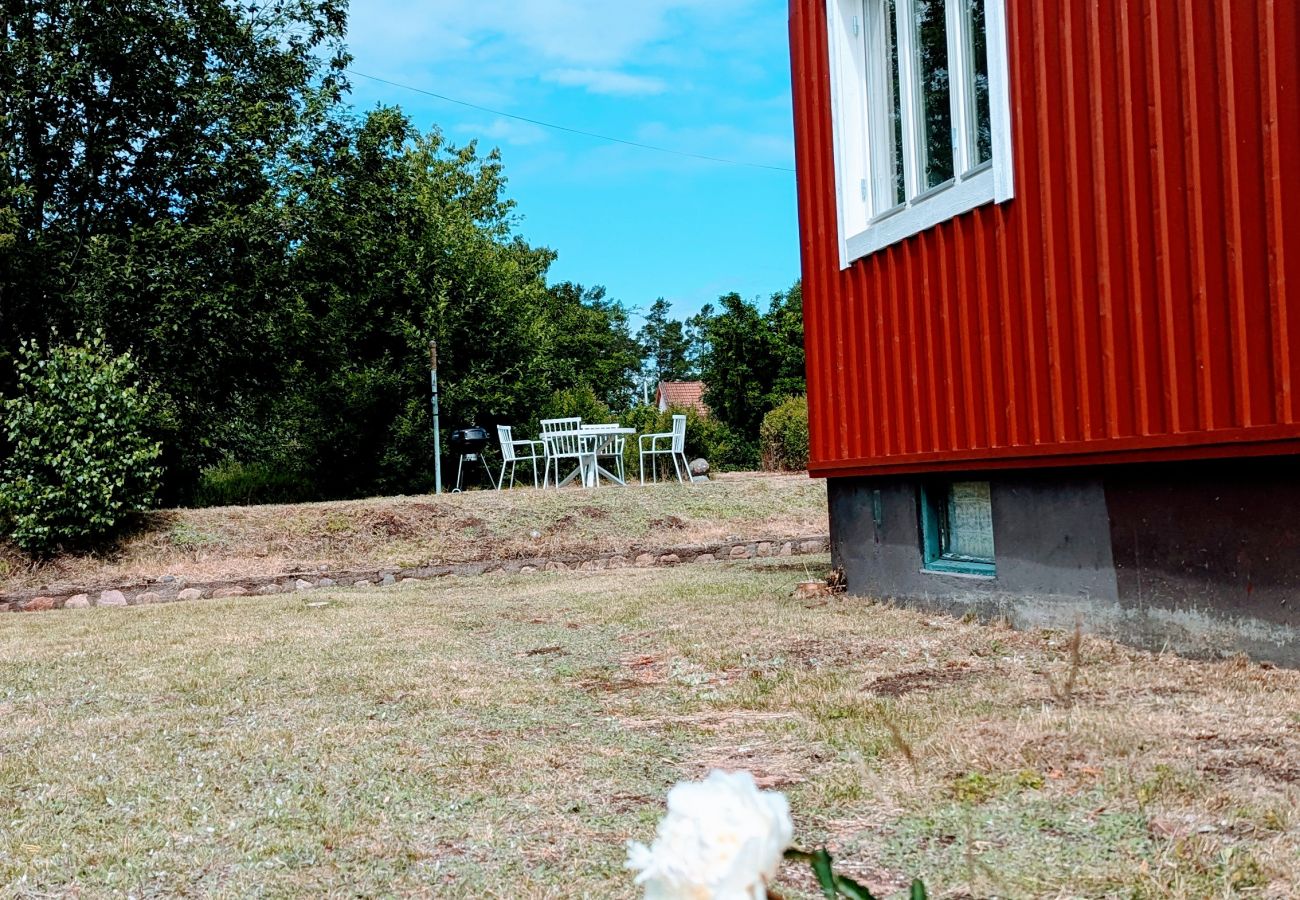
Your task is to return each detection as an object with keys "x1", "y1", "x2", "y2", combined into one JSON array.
[{"x1": 828, "y1": 458, "x2": 1300, "y2": 666}]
